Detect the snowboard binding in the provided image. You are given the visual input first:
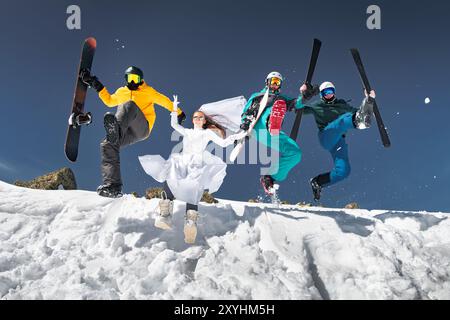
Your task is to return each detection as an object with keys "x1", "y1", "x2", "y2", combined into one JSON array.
[
  {"x1": 68, "y1": 112, "x2": 92, "y2": 128},
  {"x1": 79, "y1": 68, "x2": 92, "y2": 86}
]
